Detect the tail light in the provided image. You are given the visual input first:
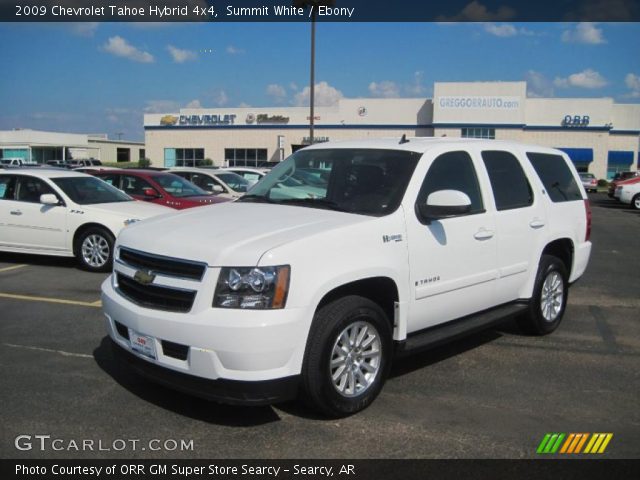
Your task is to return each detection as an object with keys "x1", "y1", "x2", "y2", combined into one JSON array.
[{"x1": 584, "y1": 199, "x2": 592, "y2": 242}]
